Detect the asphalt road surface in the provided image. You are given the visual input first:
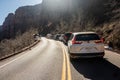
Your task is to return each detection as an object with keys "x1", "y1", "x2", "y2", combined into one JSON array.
[{"x1": 0, "y1": 37, "x2": 120, "y2": 80}]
